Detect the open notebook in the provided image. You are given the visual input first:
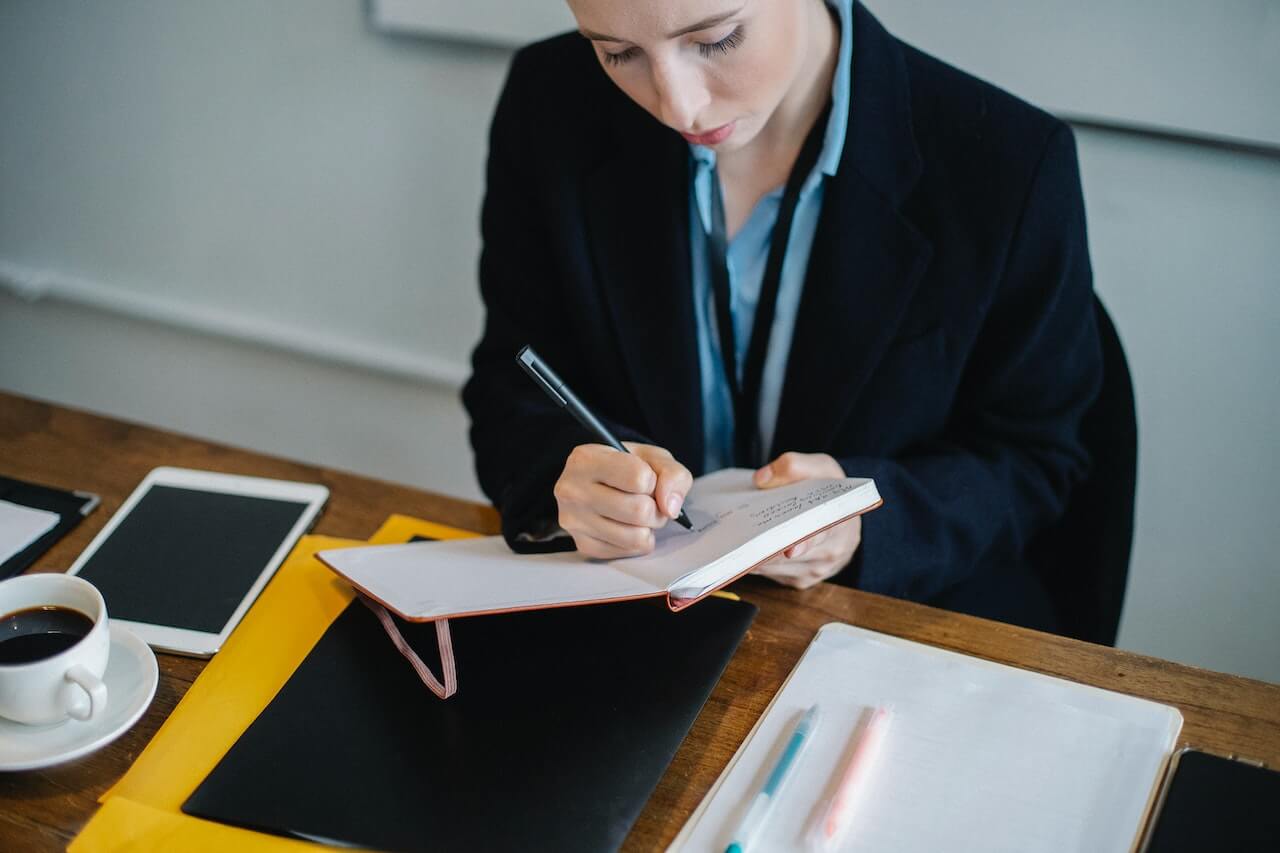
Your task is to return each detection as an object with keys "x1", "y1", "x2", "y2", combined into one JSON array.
[
  {"x1": 318, "y1": 469, "x2": 881, "y2": 619},
  {"x1": 672, "y1": 623, "x2": 1184, "y2": 853}
]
